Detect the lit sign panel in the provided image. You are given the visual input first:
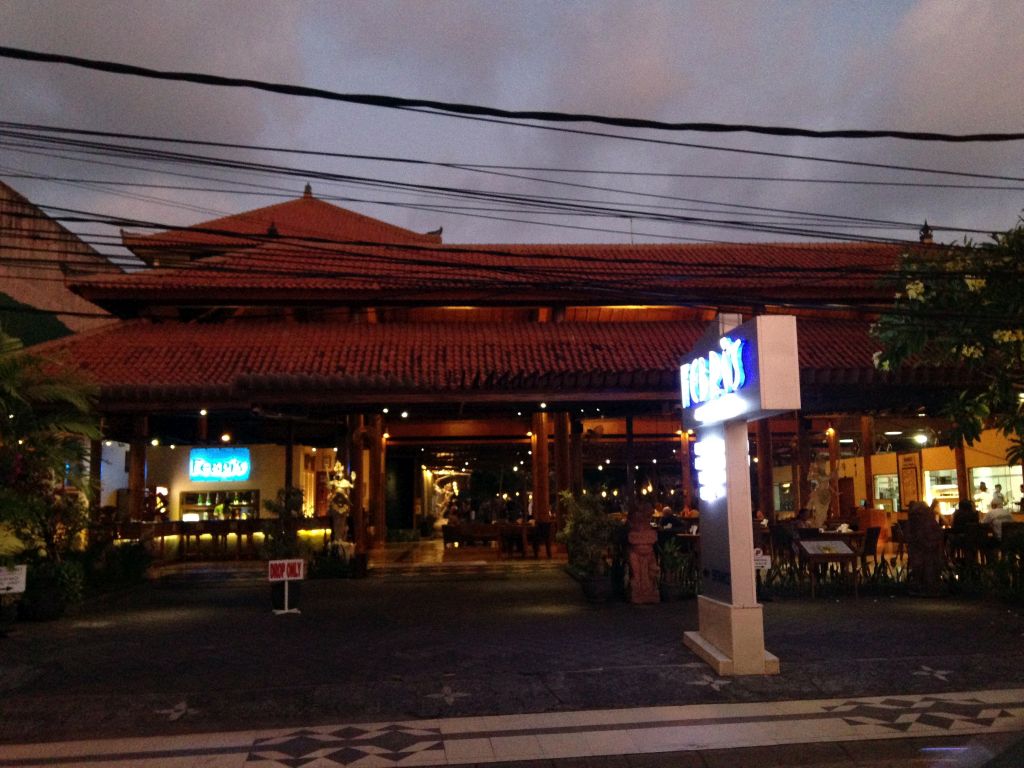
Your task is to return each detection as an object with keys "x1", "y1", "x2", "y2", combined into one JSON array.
[
  {"x1": 189, "y1": 447, "x2": 251, "y2": 482},
  {"x1": 680, "y1": 315, "x2": 800, "y2": 428},
  {"x1": 693, "y1": 435, "x2": 726, "y2": 503}
]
